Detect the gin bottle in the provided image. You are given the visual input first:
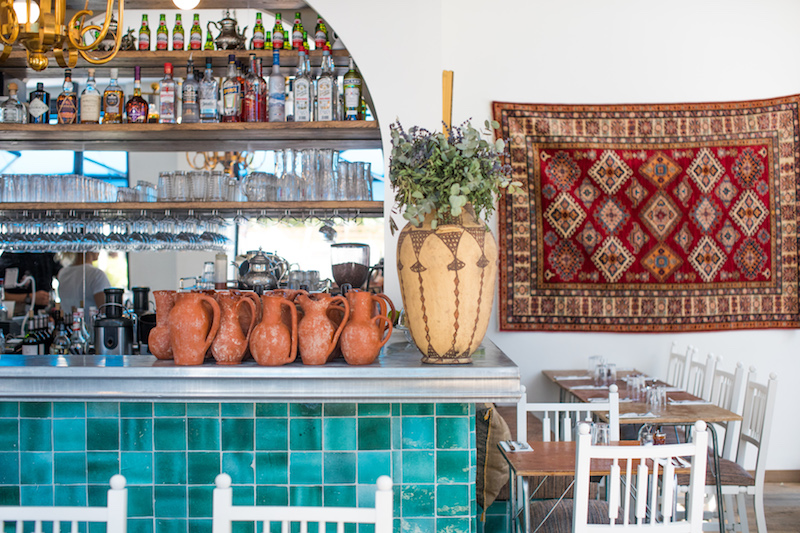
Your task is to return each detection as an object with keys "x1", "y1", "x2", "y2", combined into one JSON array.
[
  {"x1": 138, "y1": 14, "x2": 151, "y2": 50},
  {"x1": 172, "y1": 14, "x2": 184, "y2": 50},
  {"x1": 293, "y1": 49, "x2": 312, "y2": 122},
  {"x1": 156, "y1": 13, "x2": 168, "y2": 50},
  {"x1": 343, "y1": 56, "x2": 362, "y2": 120},
  {"x1": 1, "y1": 83, "x2": 25, "y2": 124},
  {"x1": 316, "y1": 46, "x2": 337, "y2": 121},
  {"x1": 80, "y1": 67, "x2": 101, "y2": 123},
  {"x1": 125, "y1": 66, "x2": 148, "y2": 123},
  {"x1": 159, "y1": 62, "x2": 176, "y2": 123},
  {"x1": 220, "y1": 54, "x2": 241, "y2": 122},
  {"x1": 268, "y1": 50, "x2": 285, "y2": 122},
  {"x1": 199, "y1": 58, "x2": 219, "y2": 123},
  {"x1": 251, "y1": 12, "x2": 265, "y2": 50},
  {"x1": 102, "y1": 68, "x2": 124, "y2": 124},
  {"x1": 56, "y1": 69, "x2": 78, "y2": 124},
  {"x1": 28, "y1": 82, "x2": 50, "y2": 124},
  {"x1": 189, "y1": 14, "x2": 202, "y2": 50},
  {"x1": 182, "y1": 56, "x2": 200, "y2": 123}
]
